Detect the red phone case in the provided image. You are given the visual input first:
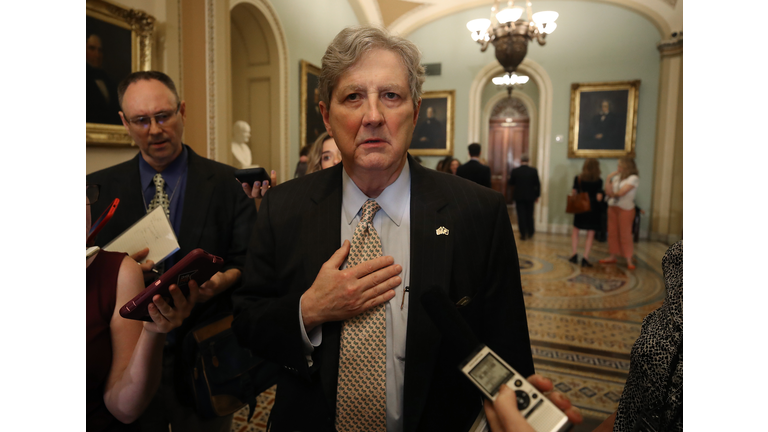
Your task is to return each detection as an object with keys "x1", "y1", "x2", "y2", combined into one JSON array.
[
  {"x1": 87, "y1": 198, "x2": 119, "y2": 246},
  {"x1": 119, "y1": 248, "x2": 224, "y2": 321}
]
